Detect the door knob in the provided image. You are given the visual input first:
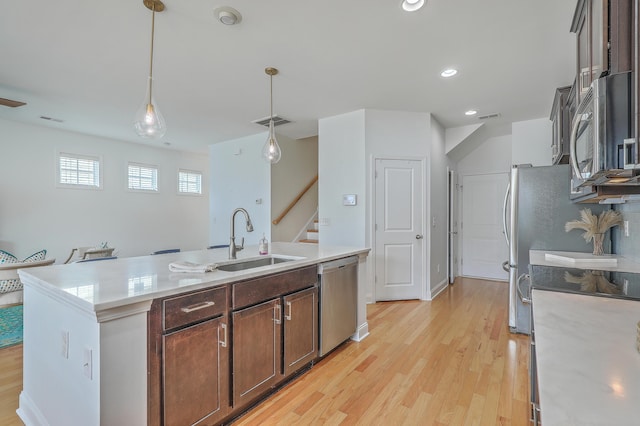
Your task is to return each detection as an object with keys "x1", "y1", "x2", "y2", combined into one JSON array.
[{"x1": 416, "y1": 234, "x2": 423, "y2": 239}]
